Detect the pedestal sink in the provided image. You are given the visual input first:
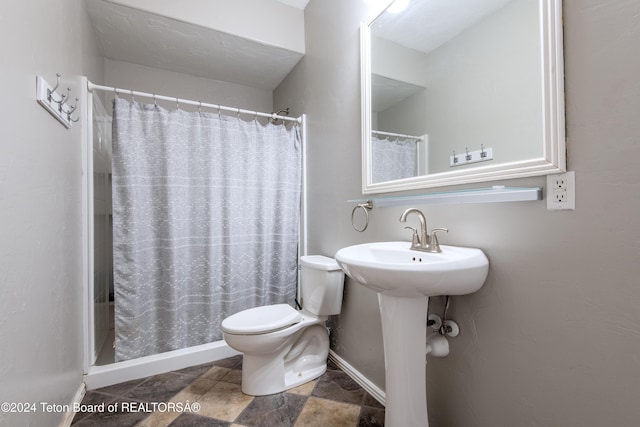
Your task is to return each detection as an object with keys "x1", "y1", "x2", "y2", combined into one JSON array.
[{"x1": 335, "y1": 241, "x2": 489, "y2": 427}]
